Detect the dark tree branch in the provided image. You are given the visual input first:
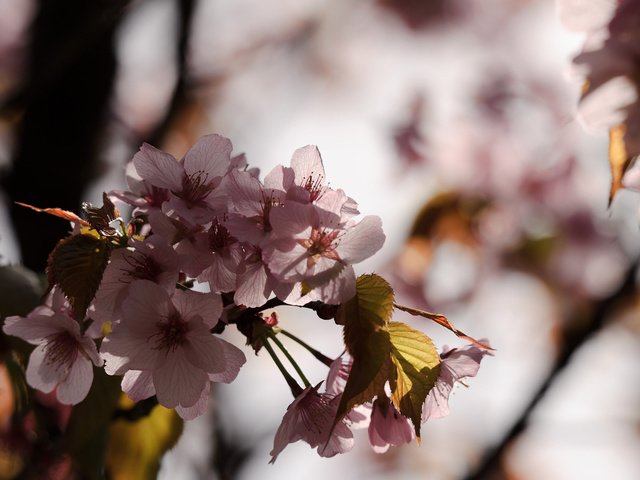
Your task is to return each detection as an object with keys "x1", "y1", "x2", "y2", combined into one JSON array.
[
  {"x1": 3, "y1": 0, "x2": 130, "y2": 271},
  {"x1": 464, "y1": 262, "x2": 638, "y2": 480},
  {"x1": 146, "y1": 0, "x2": 197, "y2": 147}
]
